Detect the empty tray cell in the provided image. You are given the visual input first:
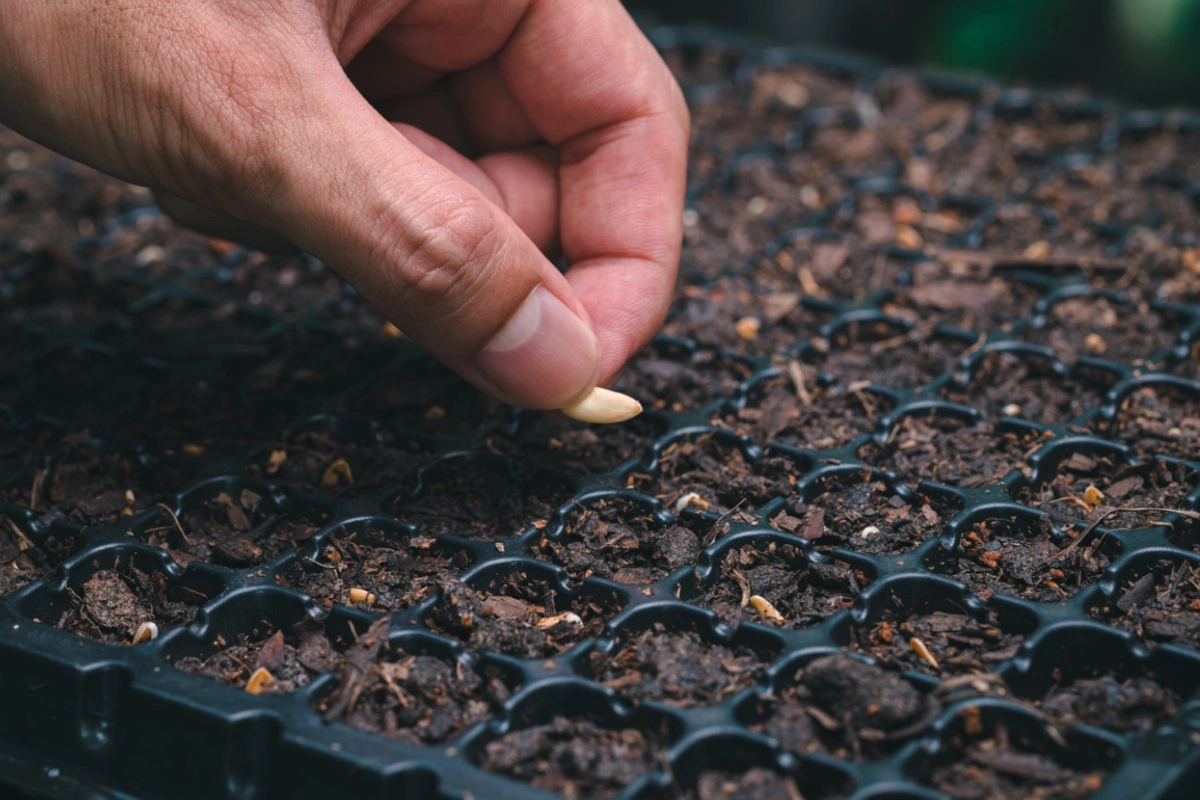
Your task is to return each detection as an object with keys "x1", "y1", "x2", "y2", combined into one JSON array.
[
  {"x1": 1092, "y1": 382, "x2": 1200, "y2": 461},
  {"x1": 313, "y1": 618, "x2": 506, "y2": 746},
  {"x1": 662, "y1": 276, "x2": 835, "y2": 358},
  {"x1": 0, "y1": 514, "x2": 80, "y2": 597},
  {"x1": 719, "y1": 370, "x2": 889, "y2": 452},
  {"x1": 423, "y1": 568, "x2": 617, "y2": 660},
  {"x1": 1091, "y1": 557, "x2": 1200, "y2": 651},
  {"x1": 860, "y1": 415, "x2": 1043, "y2": 489},
  {"x1": 278, "y1": 520, "x2": 471, "y2": 613},
  {"x1": 683, "y1": 541, "x2": 865, "y2": 629},
  {"x1": 477, "y1": 713, "x2": 667, "y2": 800},
  {"x1": 752, "y1": 652, "x2": 935, "y2": 760},
  {"x1": 533, "y1": 496, "x2": 697, "y2": 586},
  {"x1": 819, "y1": 317, "x2": 971, "y2": 392},
  {"x1": 388, "y1": 455, "x2": 574, "y2": 543},
  {"x1": 945, "y1": 513, "x2": 1115, "y2": 603},
  {"x1": 884, "y1": 259, "x2": 1047, "y2": 335},
  {"x1": 1023, "y1": 295, "x2": 1177, "y2": 367},
  {"x1": 940, "y1": 350, "x2": 1112, "y2": 426},
  {"x1": 163, "y1": 482, "x2": 329, "y2": 568}
]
